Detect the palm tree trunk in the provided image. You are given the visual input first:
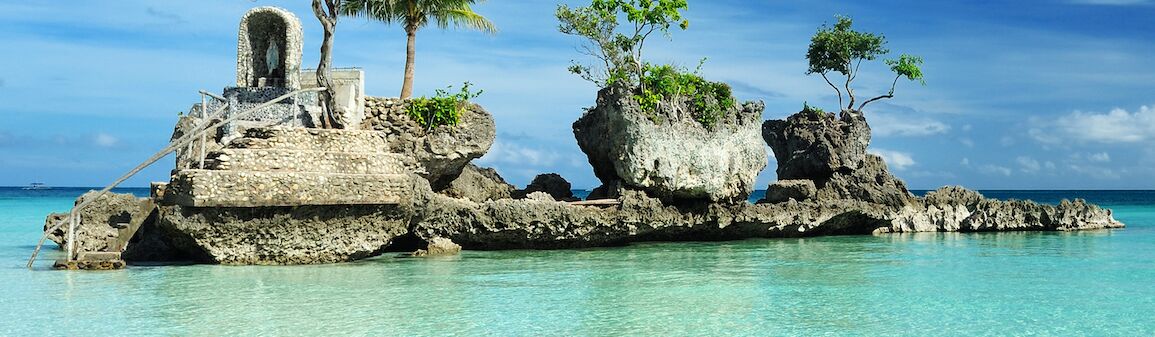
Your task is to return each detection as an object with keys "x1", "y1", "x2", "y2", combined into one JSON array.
[{"x1": 401, "y1": 27, "x2": 416, "y2": 100}]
